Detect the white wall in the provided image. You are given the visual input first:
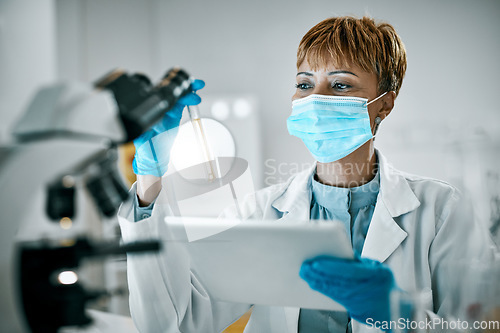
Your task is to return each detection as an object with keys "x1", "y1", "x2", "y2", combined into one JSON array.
[
  {"x1": 0, "y1": 0, "x2": 497, "y2": 223},
  {"x1": 0, "y1": 0, "x2": 56, "y2": 143},
  {"x1": 54, "y1": 0, "x2": 500, "y2": 230},
  {"x1": 55, "y1": 1, "x2": 500, "y2": 167},
  {"x1": 1, "y1": 0, "x2": 498, "y2": 323},
  {"x1": 0, "y1": 1, "x2": 57, "y2": 330}
]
